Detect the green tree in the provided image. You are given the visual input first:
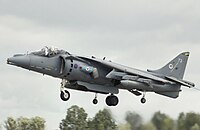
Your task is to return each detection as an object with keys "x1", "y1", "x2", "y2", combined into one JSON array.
[
  {"x1": 4, "y1": 116, "x2": 45, "y2": 130},
  {"x1": 87, "y1": 118, "x2": 95, "y2": 130},
  {"x1": 190, "y1": 123, "x2": 200, "y2": 130},
  {"x1": 177, "y1": 112, "x2": 200, "y2": 130},
  {"x1": 185, "y1": 112, "x2": 200, "y2": 130},
  {"x1": 59, "y1": 105, "x2": 88, "y2": 130},
  {"x1": 28, "y1": 117, "x2": 46, "y2": 130},
  {"x1": 125, "y1": 111, "x2": 142, "y2": 130},
  {"x1": 91, "y1": 108, "x2": 117, "y2": 130},
  {"x1": 151, "y1": 111, "x2": 175, "y2": 130},
  {"x1": 4, "y1": 117, "x2": 17, "y2": 130},
  {"x1": 118, "y1": 123, "x2": 131, "y2": 130},
  {"x1": 17, "y1": 117, "x2": 29, "y2": 130},
  {"x1": 139, "y1": 122, "x2": 156, "y2": 130},
  {"x1": 177, "y1": 112, "x2": 186, "y2": 130}
]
